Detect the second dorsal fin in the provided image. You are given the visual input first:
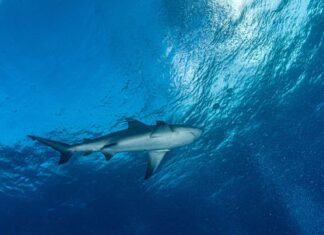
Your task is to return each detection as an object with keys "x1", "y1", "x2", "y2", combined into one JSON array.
[
  {"x1": 156, "y1": 120, "x2": 166, "y2": 126},
  {"x1": 125, "y1": 118, "x2": 149, "y2": 129}
]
